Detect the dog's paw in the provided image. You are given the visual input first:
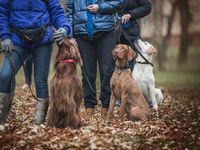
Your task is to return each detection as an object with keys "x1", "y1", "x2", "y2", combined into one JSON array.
[{"x1": 150, "y1": 108, "x2": 159, "y2": 119}]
